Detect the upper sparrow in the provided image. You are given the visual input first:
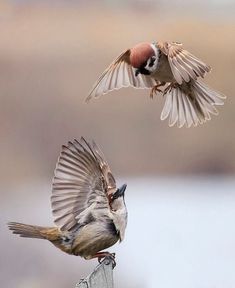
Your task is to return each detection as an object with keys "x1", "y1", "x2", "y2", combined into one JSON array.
[{"x1": 86, "y1": 41, "x2": 226, "y2": 128}]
